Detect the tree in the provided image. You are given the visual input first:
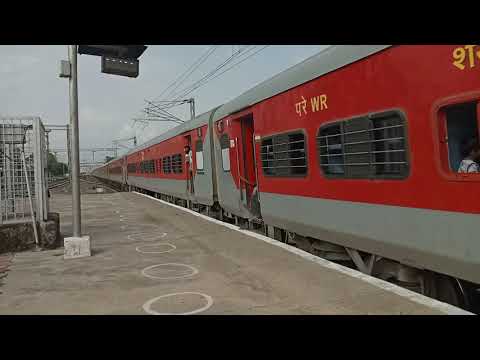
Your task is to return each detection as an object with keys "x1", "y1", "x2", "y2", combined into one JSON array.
[
  {"x1": 105, "y1": 156, "x2": 114, "y2": 163},
  {"x1": 47, "y1": 152, "x2": 68, "y2": 177}
]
